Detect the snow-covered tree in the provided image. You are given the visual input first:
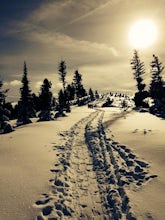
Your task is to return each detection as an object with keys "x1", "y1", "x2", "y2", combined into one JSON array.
[
  {"x1": 17, "y1": 62, "x2": 35, "y2": 125},
  {"x1": 102, "y1": 97, "x2": 113, "y2": 107},
  {"x1": 38, "y1": 78, "x2": 53, "y2": 121}
]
